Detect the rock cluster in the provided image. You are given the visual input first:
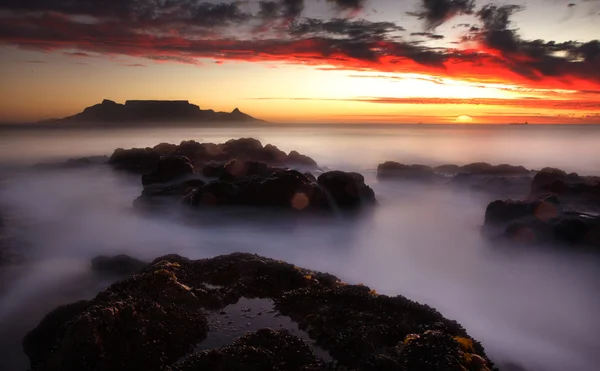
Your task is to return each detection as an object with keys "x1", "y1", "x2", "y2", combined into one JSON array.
[
  {"x1": 135, "y1": 158, "x2": 376, "y2": 213},
  {"x1": 23, "y1": 253, "x2": 497, "y2": 371},
  {"x1": 109, "y1": 138, "x2": 317, "y2": 174},
  {"x1": 483, "y1": 195, "x2": 600, "y2": 248}
]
